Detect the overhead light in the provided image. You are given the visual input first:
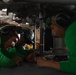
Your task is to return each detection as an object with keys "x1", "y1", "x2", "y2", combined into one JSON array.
[{"x1": 3, "y1": 0, "x2": 12, "y2": 3}]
